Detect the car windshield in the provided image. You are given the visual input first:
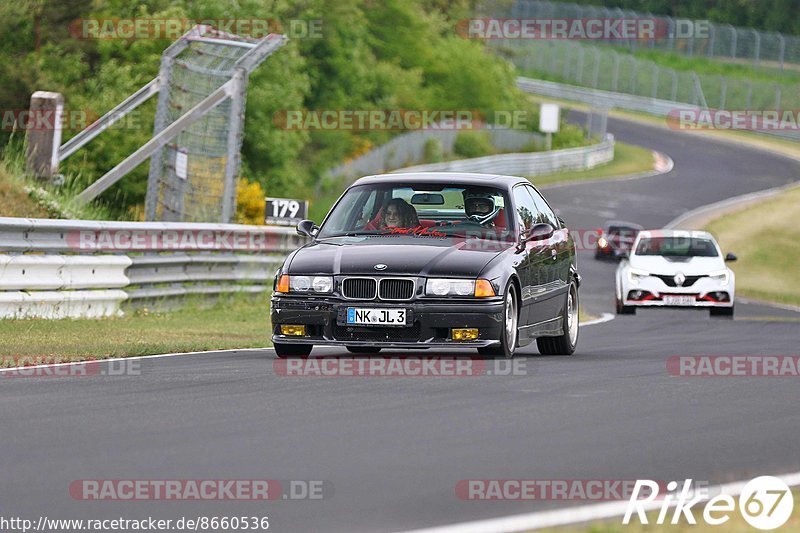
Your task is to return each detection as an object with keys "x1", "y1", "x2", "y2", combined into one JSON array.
[
  {"x1": 317, "y1": 183, "x2": 514, "y2": 240},
  {"x1": 635, "y1": 237, "x2": 719, "y2": 257}
]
